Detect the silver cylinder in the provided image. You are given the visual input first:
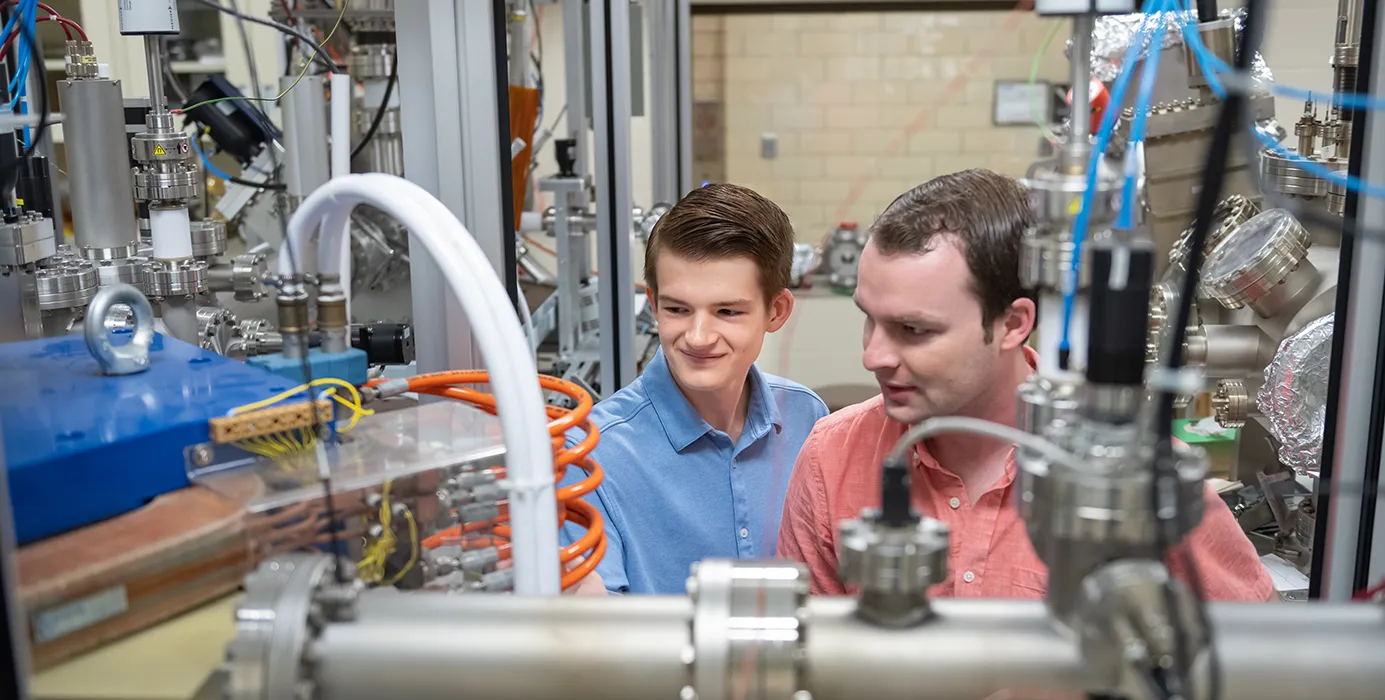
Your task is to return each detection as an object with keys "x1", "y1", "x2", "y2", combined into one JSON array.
[
  {"x1": 1070, "y1": 16, "x2": 1094, "y2": 144},
  {"x1": 144, "y1": 36, "x2": 166, "y2": 113},
  {"x1": 305, "y1": 594, "x2": 1385, "y2": 700},
  {"x1": 57, "y1": 79, "x2": 139, "y2": 253},
  {"x1": 161, "y1": 295, "x2": 199, "y2": 344},
  {"x1": 312, "y1": 595, "x2": 693, "y2": 700},
  {"x1": 1200, "y1": 324, "x2": 1278, "y2": 373},
  {"x1": 281, "y1": 74, "x2": 331, "y2": 198}
]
